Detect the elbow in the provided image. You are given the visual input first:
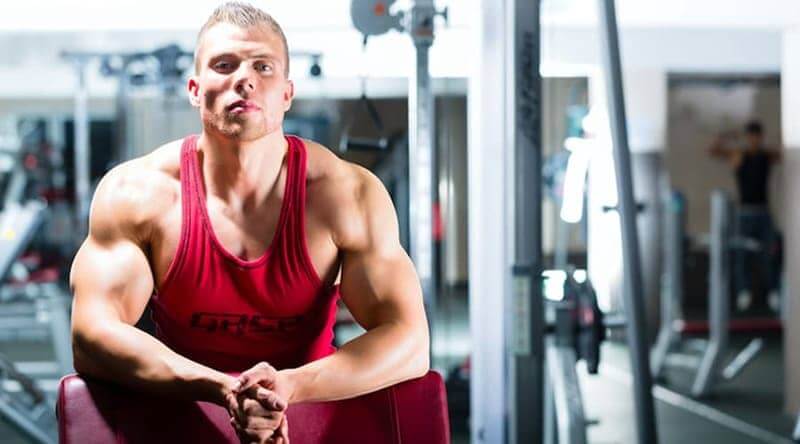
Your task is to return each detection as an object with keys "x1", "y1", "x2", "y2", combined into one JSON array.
[
  {"x1": 409, "y1": 328, "x2": 430, "y2": 378},
  {"x1": 71, "y1": 323, "x2": 119, "y2": 377},
  {"x1": 71, "y1": 326, "x2": 101, "y2": 376},
  {"x1": 415, "y1": 354, "x2": 430, "y2": 378}
]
